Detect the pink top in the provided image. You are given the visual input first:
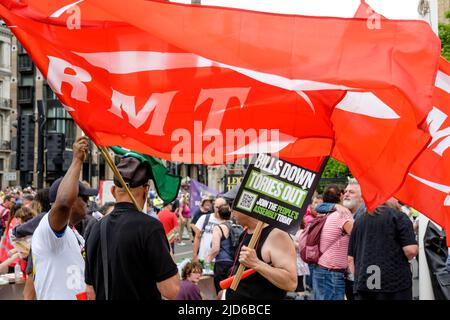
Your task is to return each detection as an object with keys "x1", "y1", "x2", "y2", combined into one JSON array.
[
  {"x1": 318, "y1": 210, "x2": 352, "y2": 270},
  {"x1": 180, "y1": 204, "x2": 191, "y2": 218},
  {"x1": 303, "y1": 207, "x2": 315, "y2": 225}
]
